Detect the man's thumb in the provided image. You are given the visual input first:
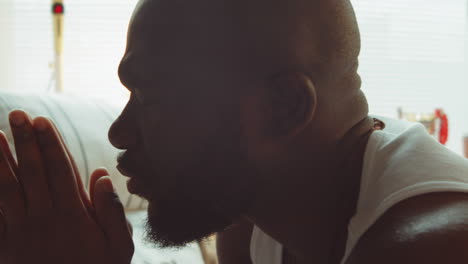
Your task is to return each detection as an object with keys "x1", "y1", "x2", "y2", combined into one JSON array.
[{"x1": 93, "y1": 176, "x2": 134, "y2": 260}]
